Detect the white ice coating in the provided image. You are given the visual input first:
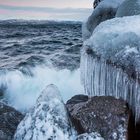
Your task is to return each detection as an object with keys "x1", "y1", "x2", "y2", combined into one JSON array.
[
  {"x1": 116, "y1": 0, "x2": 140, "y2": 17},
  {"x1": 76, "y1": 132, "x2": 104, "y2": 140},
  {"x1": 82, "y1": 0, "x2": 125, "y2": 41},
  {"x1": 81, "y1": 15, "x2": 140, "y2": 122},
  {"x1": 14, "y1": 84, "x2": 77, "y2": 140}
]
